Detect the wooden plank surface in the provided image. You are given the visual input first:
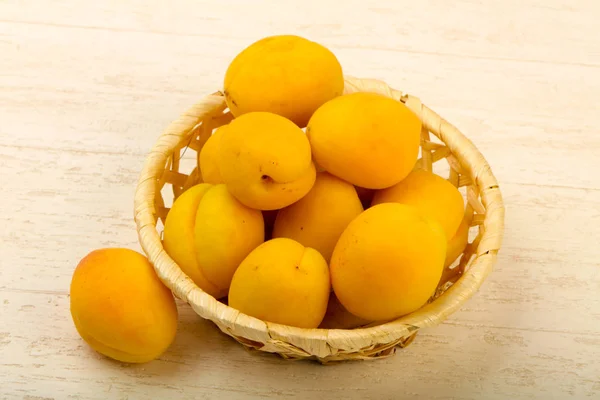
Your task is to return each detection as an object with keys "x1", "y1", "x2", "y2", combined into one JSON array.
[{"x1": 1, "y1": 1, "x2": 599, "y2": 399}]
